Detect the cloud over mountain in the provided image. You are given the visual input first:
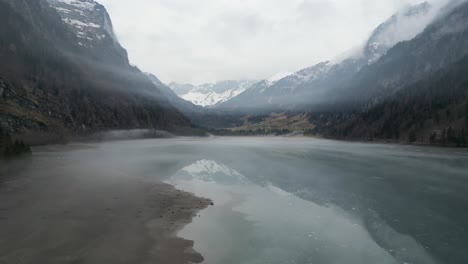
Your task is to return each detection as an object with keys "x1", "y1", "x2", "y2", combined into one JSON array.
[{"x1": 99, "y1": 0, "x2": 429, "y2": 84}]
